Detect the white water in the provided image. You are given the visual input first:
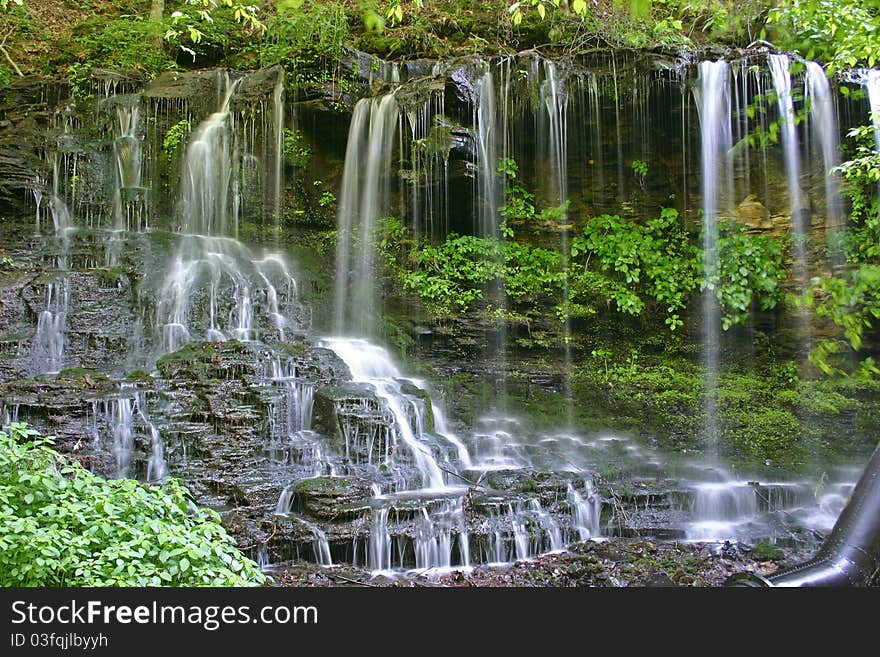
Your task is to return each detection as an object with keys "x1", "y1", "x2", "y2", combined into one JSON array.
[
  {"x1": 31, "y1": 279, "x2": 69, "y2": 375},
  {"x1": 695, "y1": 60, "x2": 732, "y2": 456},
  {"x1": 32, "y1": 182, "x2": 43, "y2": 235},
  {"x1": 805, "y1": 62, "x2": 843, "y2": 232},
  {"x1": 333, "y1": 94, "x2": 399, "y2": 336},
  {"x1": 111, "y1": 98, "x2": 145, "y2": 231},
  {"x1": 539, "y1": 59, "x2": 573, "y2": 425},
  {"x1": 155, "y1": 75, "x2": 303, "y2": 354},
  {"x1": 320, "y1": 337, "x2": 448, "y2": 491},
  {"x1": 567, "y1": 480, "x2": 602, "y2": 541},
  {"x1": 866, "y1": 69, "x2": 880, "y2": 152},
  {"x1": 474, "y1": 67, "x2": 501, "y2": 239},
  {"x1": 271, "y1": 72, "x2": 284, "y2": 225},
  {"x1": 92, "y1": 389, "x2": 166, "y2": 481},
  {"x1": 769, "y1": 55, "x2": 809, "y2": 286}
]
